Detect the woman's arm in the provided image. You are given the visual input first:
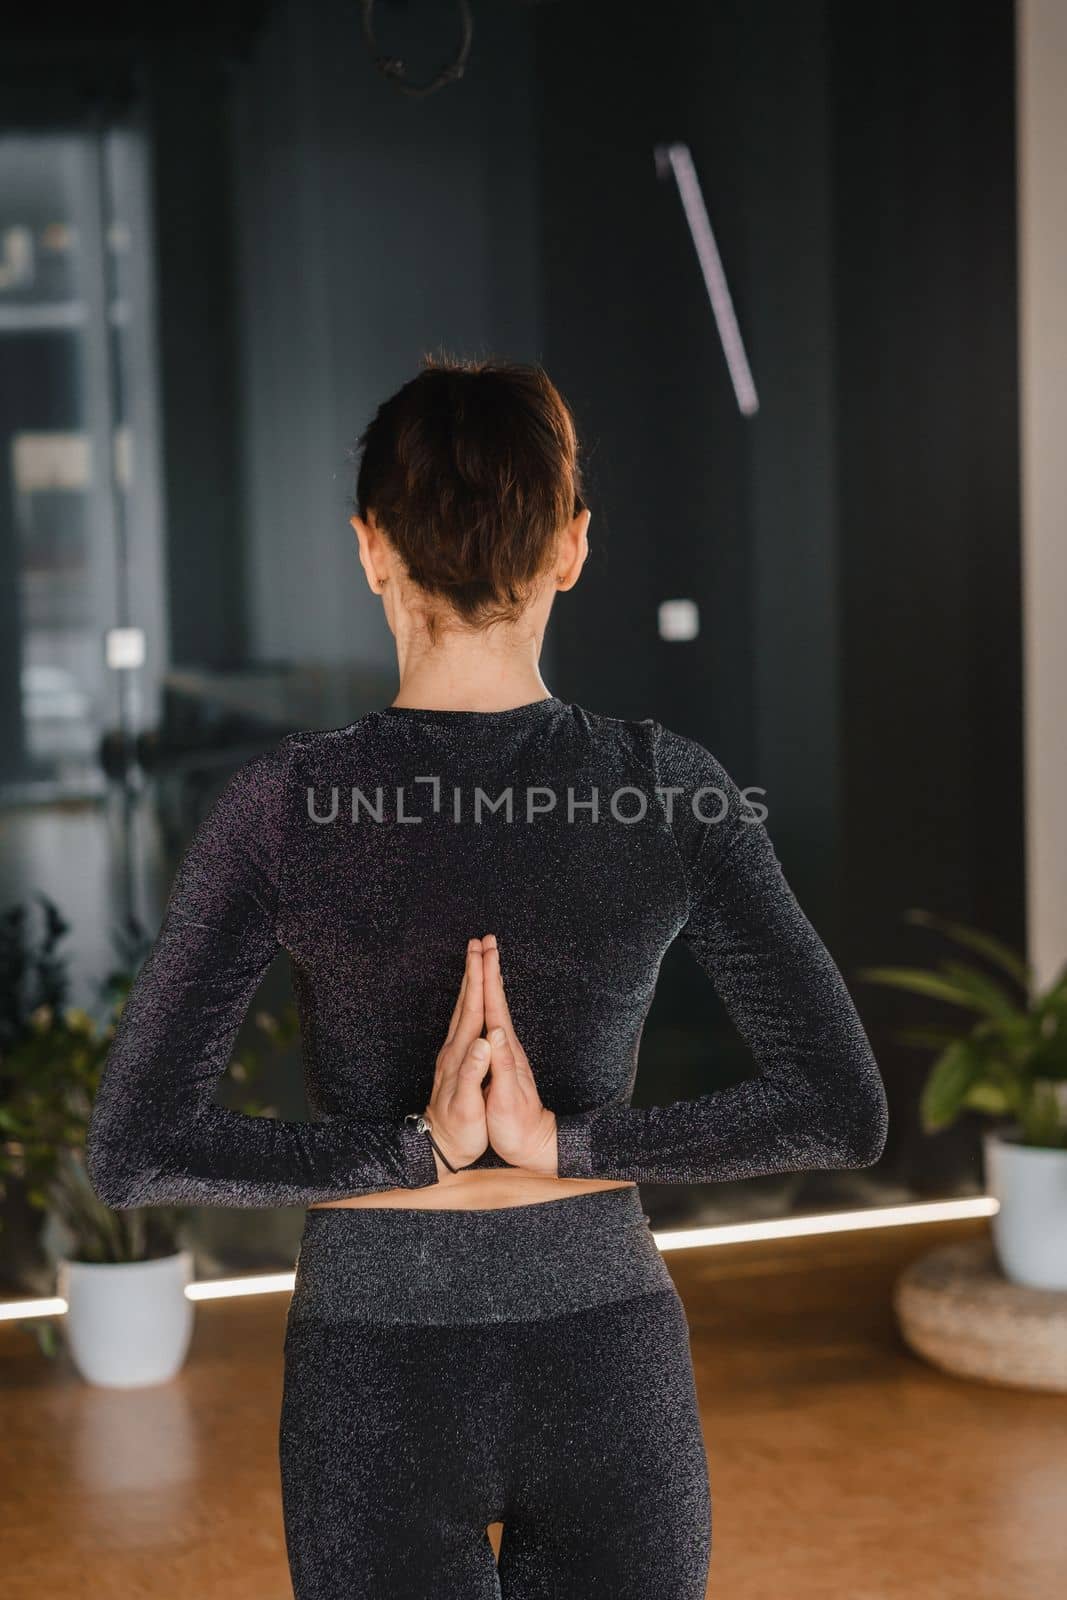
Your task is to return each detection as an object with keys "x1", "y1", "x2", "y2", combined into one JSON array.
[
  {"x1": 554, "y1": 728, "x2": 889, "y2": 1184},
  {"x1": 85, "y1": 742, "x2": 438, "y2": 1209}
]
